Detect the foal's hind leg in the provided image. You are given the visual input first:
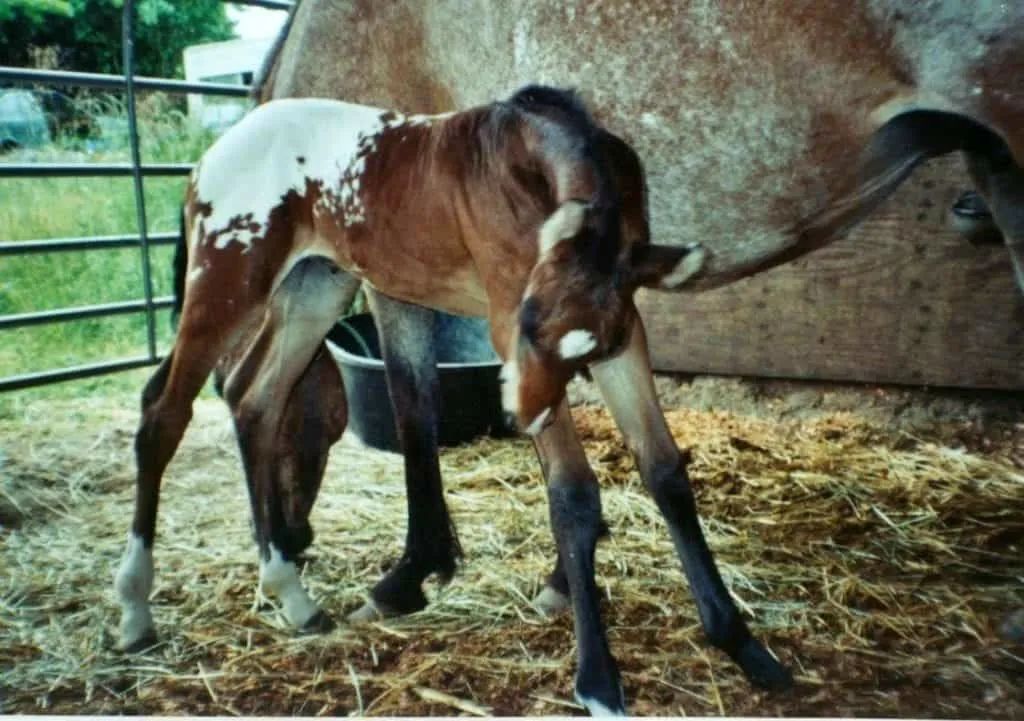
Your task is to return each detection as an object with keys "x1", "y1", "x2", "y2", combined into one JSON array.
[
  {"x1": 348, "y1": 292, "x2": 462, "y2": 621},
  {"x1": 115, "y1": 302, "x2": 247, "y2": 651},
  {"x1": 274, "y1": 344, "x2": 348, "y2": 555},
  {"x1": 214, "y1": 334, "x2": 348, "y2": 562},
  {"x1": 590, "y1": 319, "x2": 792, "y2": 692},
  {"x1": 222, "y1": 256, "x2": 355, "y2": 632}
]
